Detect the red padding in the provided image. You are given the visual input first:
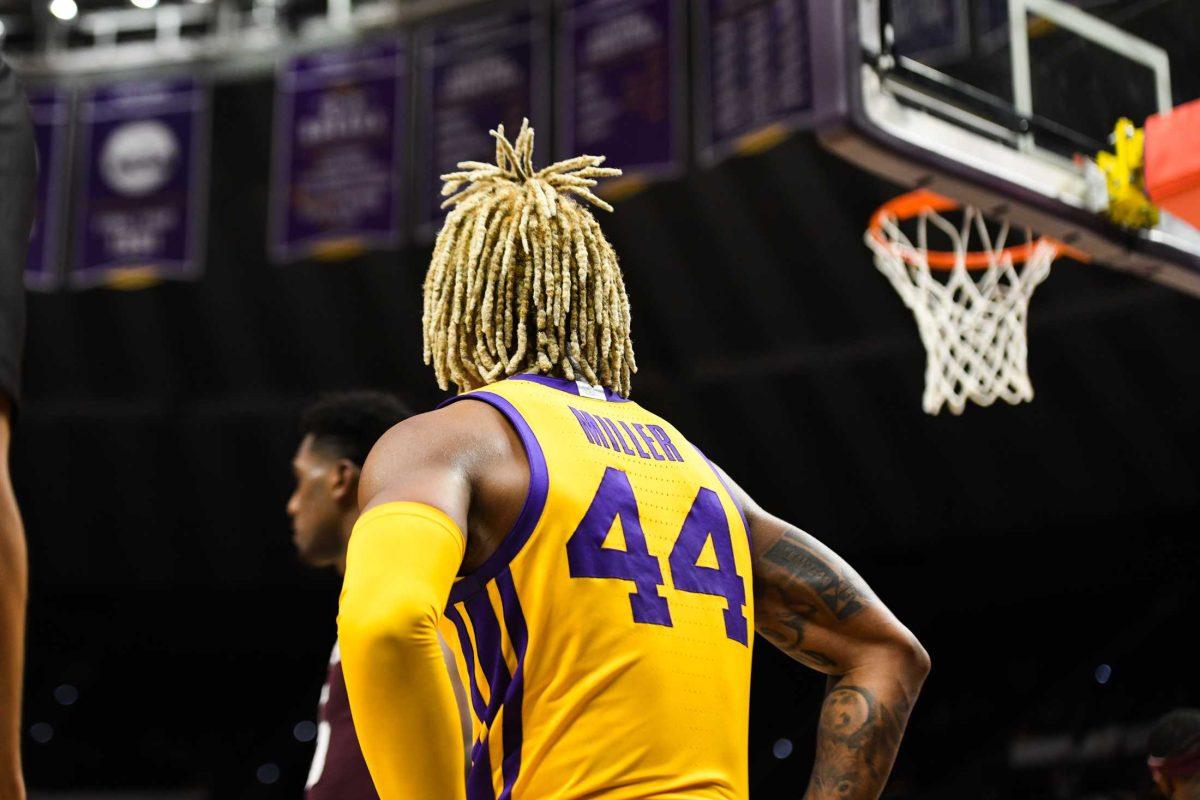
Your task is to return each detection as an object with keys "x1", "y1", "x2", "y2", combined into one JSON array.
[{"x1": 1145, "y1": 97, "x2": 1200, "y2": 229}]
